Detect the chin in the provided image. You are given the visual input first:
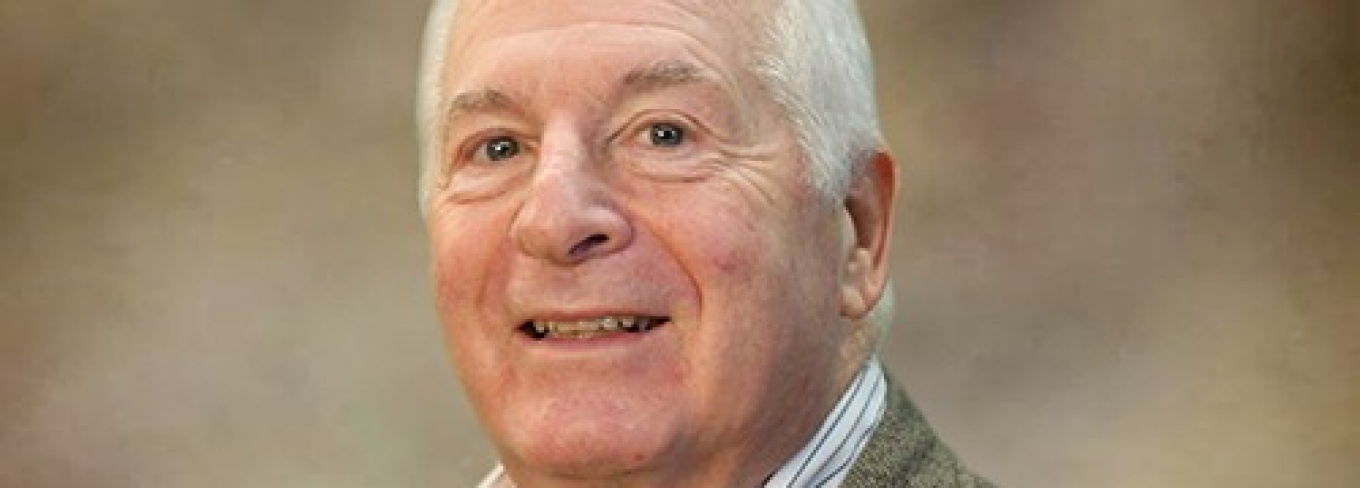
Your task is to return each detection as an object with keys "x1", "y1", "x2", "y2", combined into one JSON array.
[{"x1": 503, "y1": 412, "x2": 681, "y2": 479}]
